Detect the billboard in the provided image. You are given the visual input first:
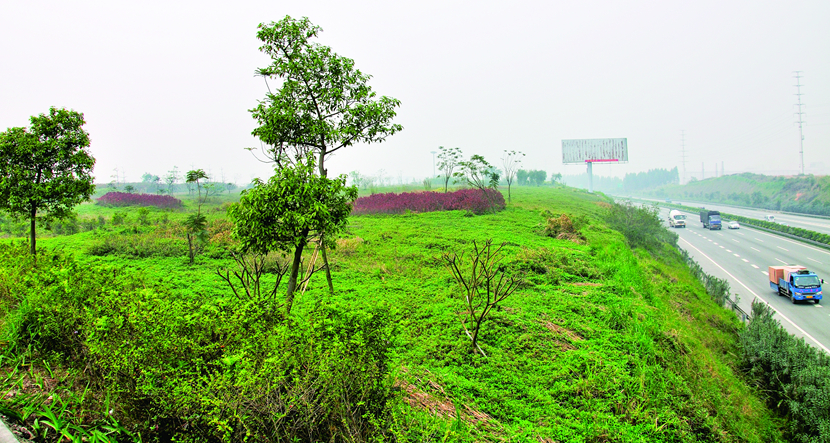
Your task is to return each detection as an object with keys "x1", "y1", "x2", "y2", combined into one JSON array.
[{"x1": 562, "y1": 138, "x2": 628, "y2": 164}]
